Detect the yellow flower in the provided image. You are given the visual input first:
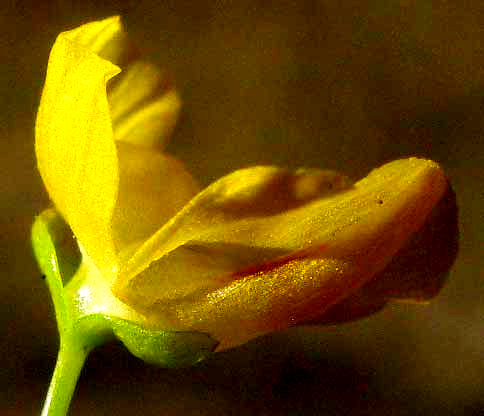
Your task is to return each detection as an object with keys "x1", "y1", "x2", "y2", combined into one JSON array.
[{"x1": 35, "y1": 16, "x2": 457, "y2": 351}]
